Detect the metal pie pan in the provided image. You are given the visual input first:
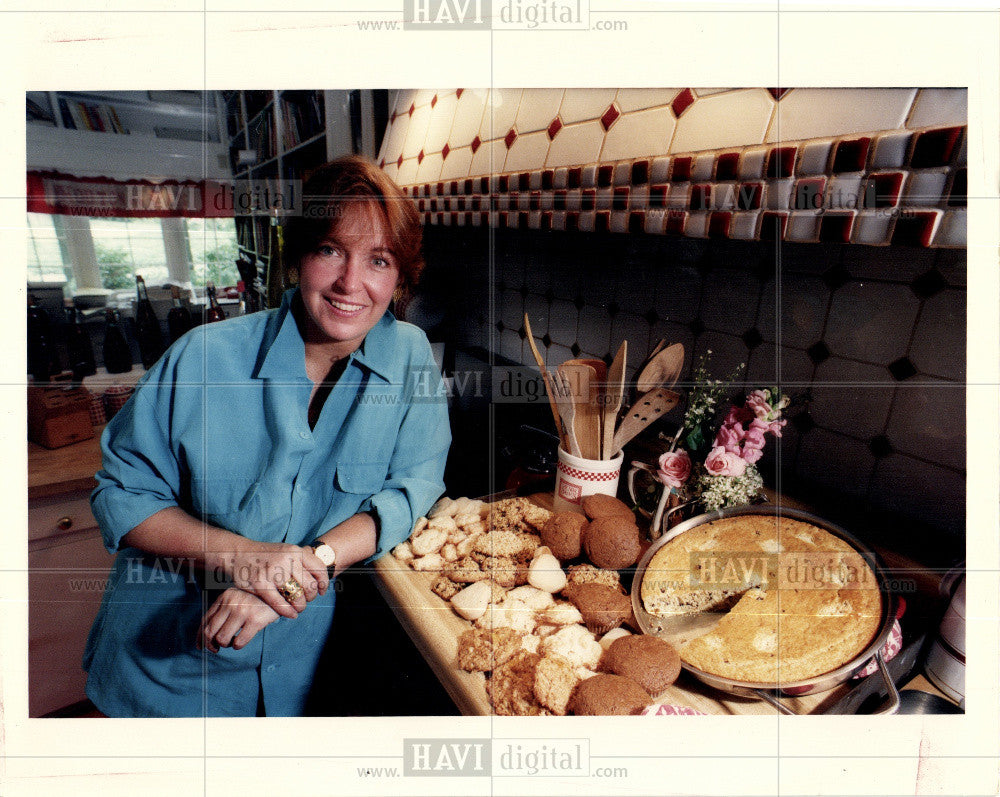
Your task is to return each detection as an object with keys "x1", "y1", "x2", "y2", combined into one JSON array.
[{"x1": 630, "y1": 505, "x2": 899, "y2": 703}]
